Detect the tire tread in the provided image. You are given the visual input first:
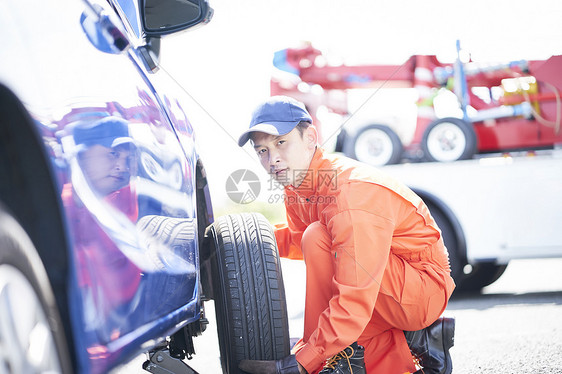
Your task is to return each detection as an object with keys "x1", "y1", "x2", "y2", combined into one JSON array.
[{"x1": 210, "y1": 212, "x2": 289, "y2": 373}]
